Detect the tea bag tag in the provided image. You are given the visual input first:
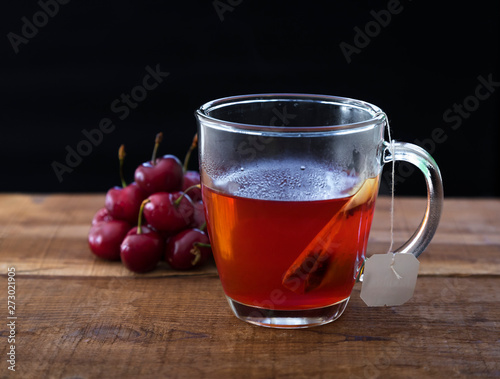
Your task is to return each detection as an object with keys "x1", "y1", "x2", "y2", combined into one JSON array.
[
  {"x1": 360, "y1": 114, "x2": 419, "y2": 306},
  {"x1": 360, "y1": 252, "x2": 419, "y2": 306}
]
